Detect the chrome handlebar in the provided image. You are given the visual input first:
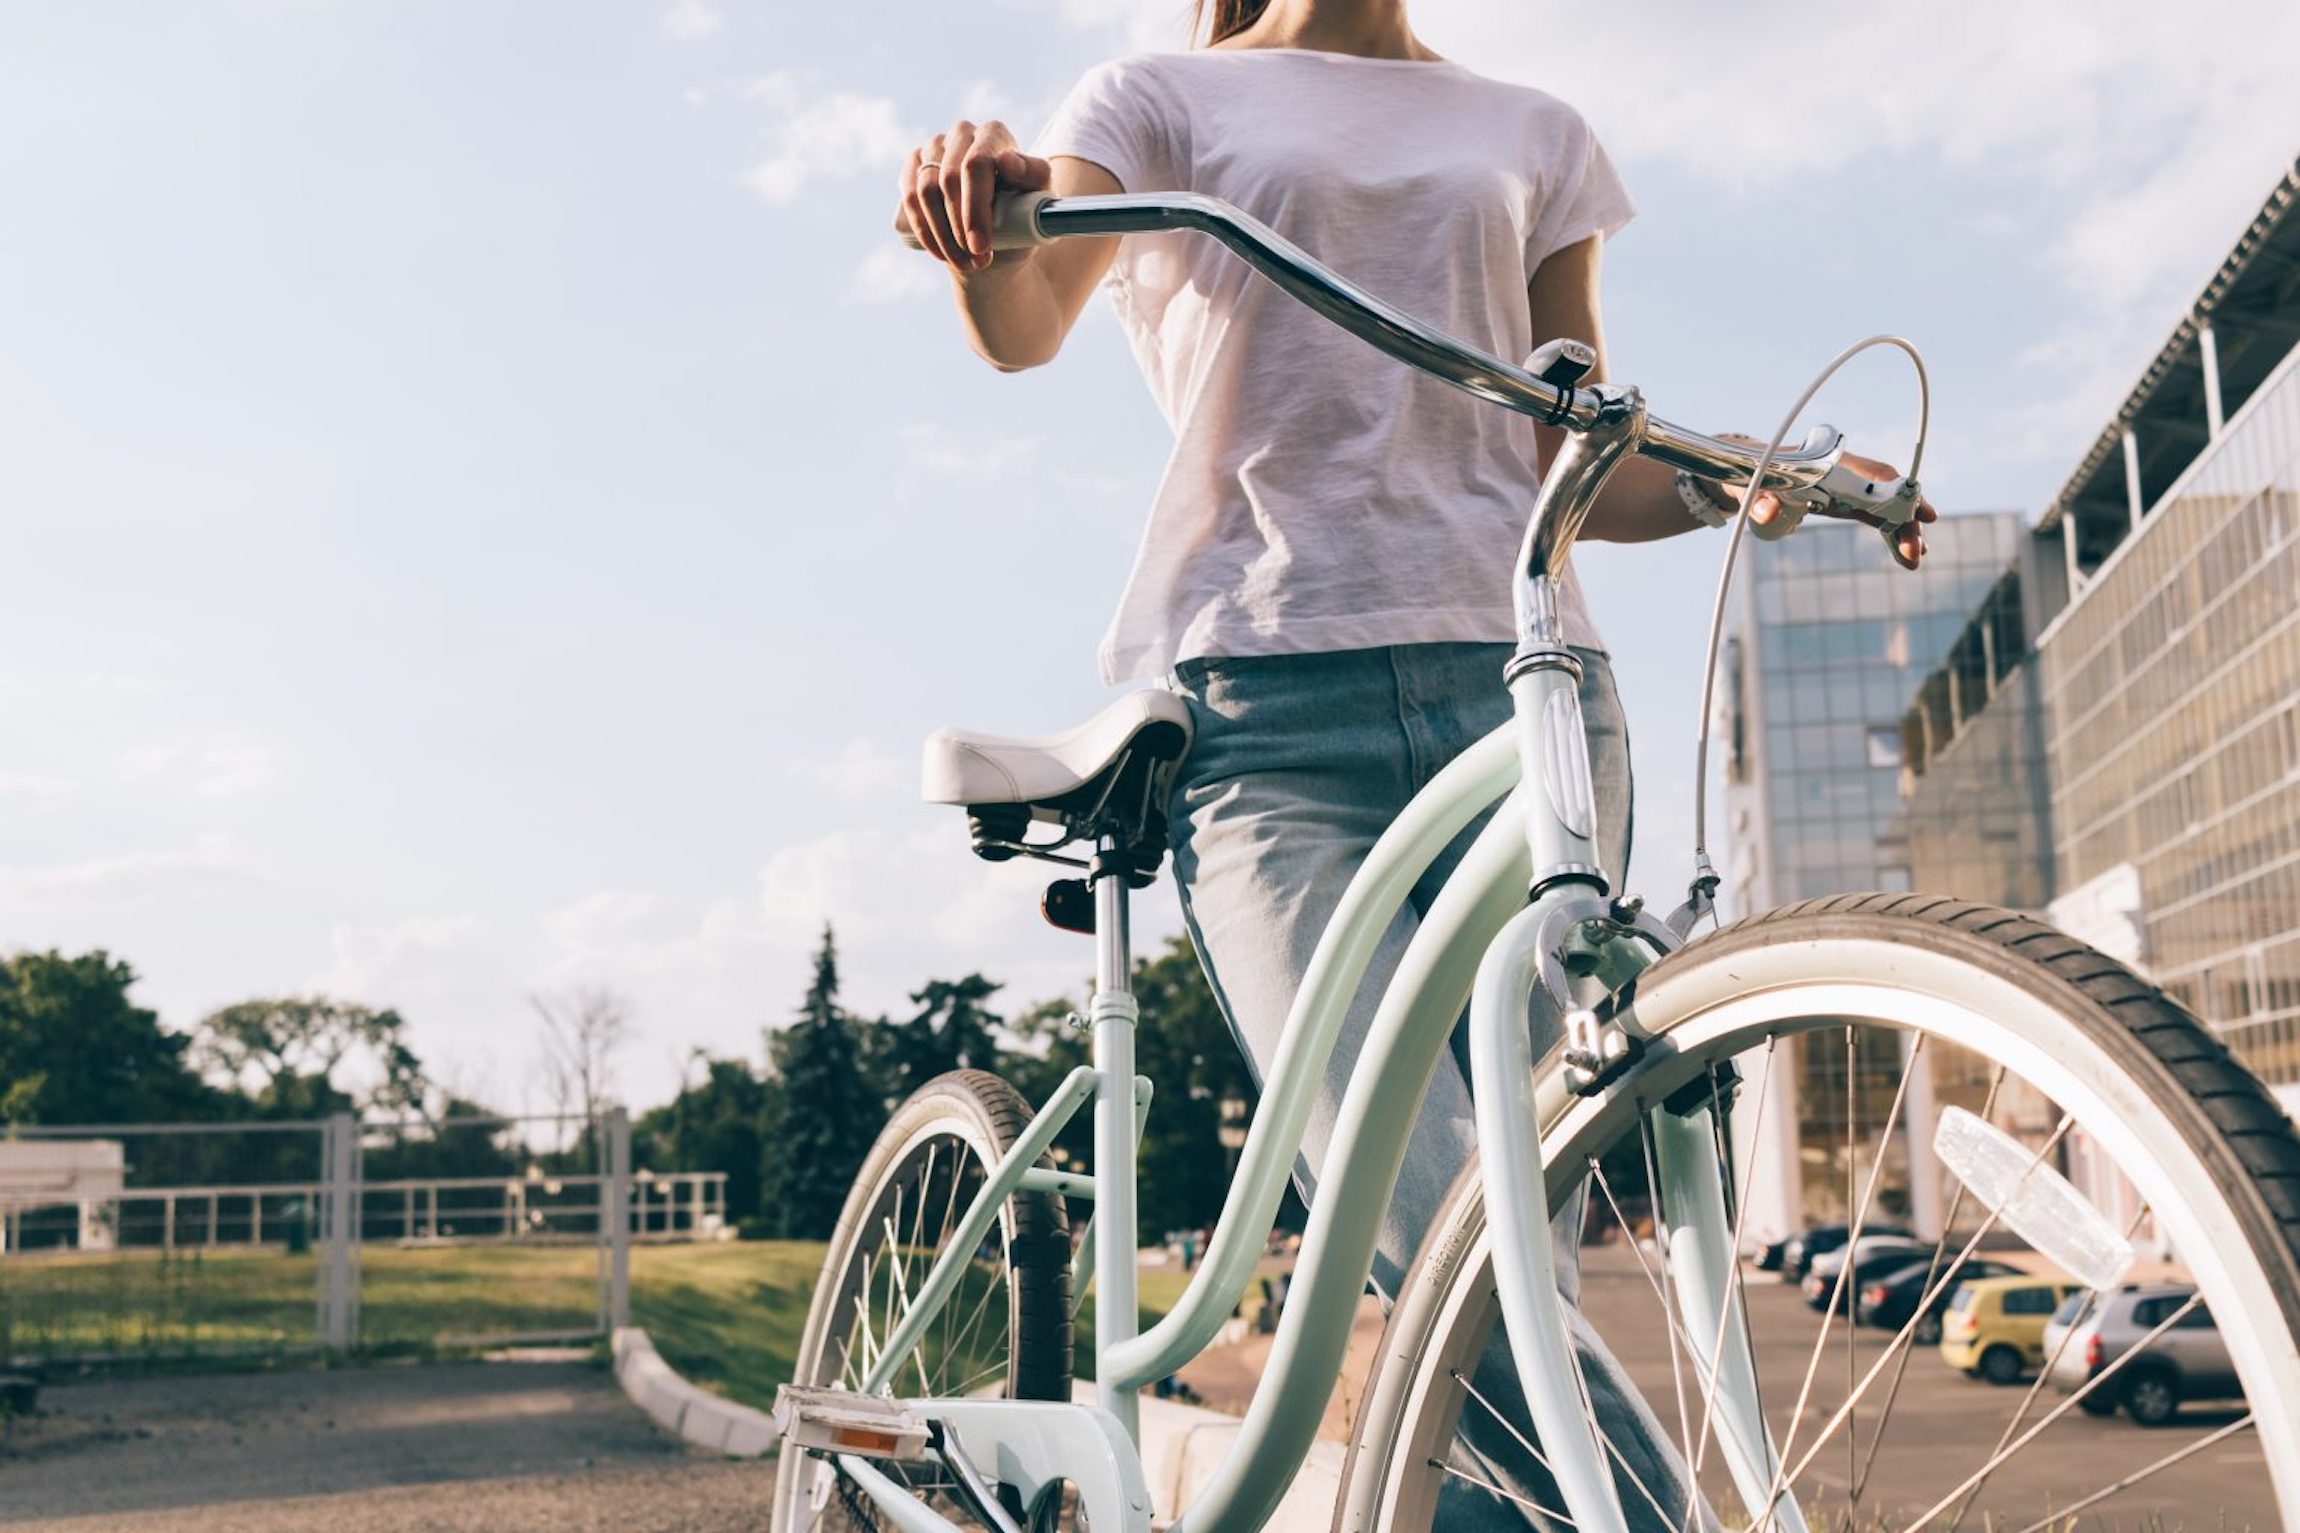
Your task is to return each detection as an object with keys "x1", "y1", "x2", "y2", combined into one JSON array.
[{"x1": 960, "y1": 189, "x2": 1850, "y2": 494}]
